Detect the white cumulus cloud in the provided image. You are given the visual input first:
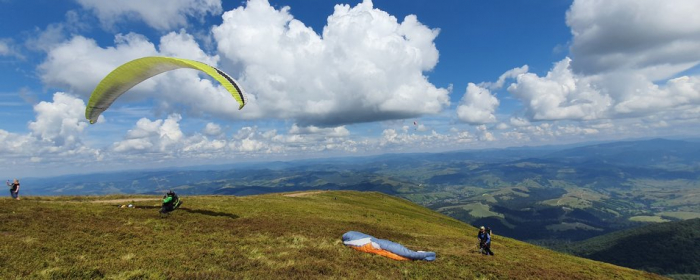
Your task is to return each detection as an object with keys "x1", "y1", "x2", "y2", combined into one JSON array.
[
  {"x1": 289, "y1": 124, "x2": 350, "y2": 137},
  {"x1": 212, "y1": 0, "x2": 449, "y2": 126},
  {"x1": 464, "y1": 0, "x2": 700, "y2": 125},
  {"x1": 28, "y1": 92, "x2": 90, "y2": 148},
  {"x1": 38, "y1": 33, "x2": 159, "y2": 96},
  {"x1": 202, "y1": 123, "x2": 223, "y2": 137},
  {"x1": 0, "y1": 93, "x2": 96, "y2": 176},
  {"x1": 76, "y1": 0, "x2": 222, "y2": 30},
  {"x1": 507, "y1": 58, "x2": 612, "y2": 121},
  {"x1": 113, "y1": 114, "x2": 184, "y2": 153},
  {"x1": 457, "y1": 83, "x2": 499, "y2": 124}
]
